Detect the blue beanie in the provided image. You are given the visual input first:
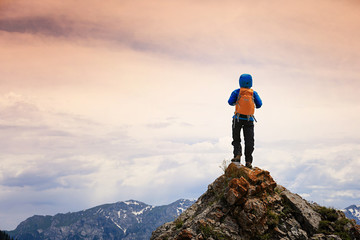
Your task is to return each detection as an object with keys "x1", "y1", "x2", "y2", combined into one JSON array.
[{"x1": 239, "y1": 74, "x2": 253, "y2": 88}]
